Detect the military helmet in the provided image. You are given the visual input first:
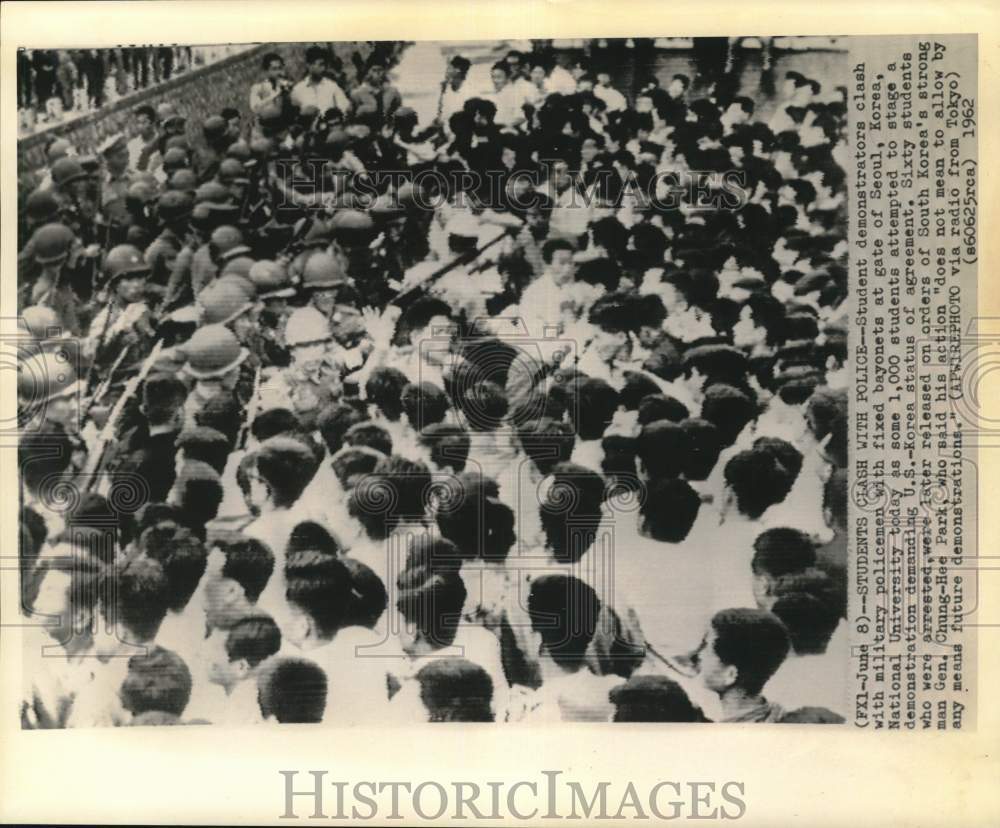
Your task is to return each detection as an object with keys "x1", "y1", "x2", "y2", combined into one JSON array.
[
  {"x1": 301, "y1": 252, "x2": 347, "y2": 290},
  {"x1": 104, "y1": 244, "x2": 151, "y2": 283},
  {"x1": 285, "y1": 306, "x2": 332, "y2": 347},
  {"x1": 182, "y1": 324, "x2": 248, "y2": 379},
  {"x1": 18, "y1": 350, "x2": 82, "y2": 404},
  {"x1": 50, "y1": 157, "x2": 88, "y2": 189},
  {"x1": 32, "y1": 223, "x2": 76, "y2": 265}
]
